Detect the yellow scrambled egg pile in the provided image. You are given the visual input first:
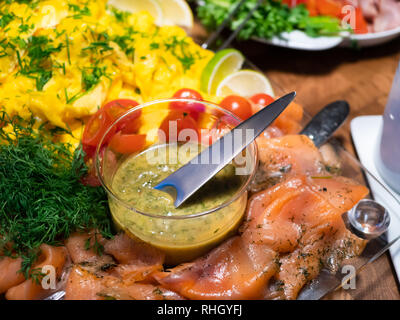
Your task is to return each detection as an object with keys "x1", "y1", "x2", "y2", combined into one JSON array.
[{"x1": 0, "y1": 0, "x2": 213, "y2": 143}]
